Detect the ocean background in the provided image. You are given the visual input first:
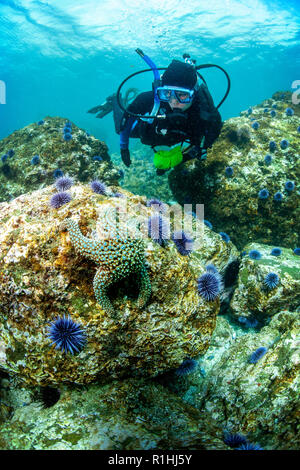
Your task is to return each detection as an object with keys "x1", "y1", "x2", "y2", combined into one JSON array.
[{"x1": 0, "y1": 0, "x2": 299, "y2": 154}]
